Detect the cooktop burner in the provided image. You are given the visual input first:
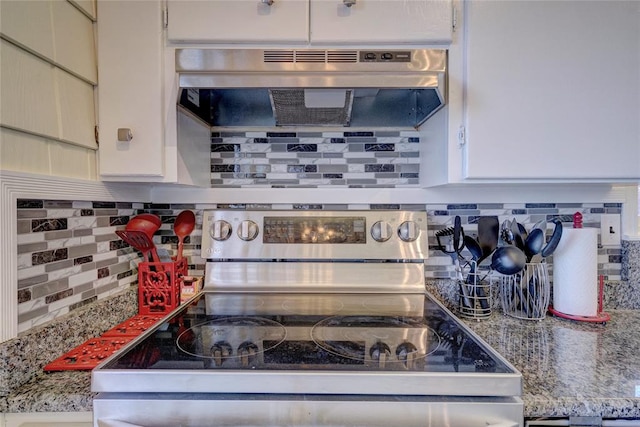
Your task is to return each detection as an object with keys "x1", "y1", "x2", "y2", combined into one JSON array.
[
  {"x1": 176, "y1": 316, "x2": 287, "y2": 366},
  {"x1": 311, "y1": 316, "x2": 441, "y2": 367}
]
